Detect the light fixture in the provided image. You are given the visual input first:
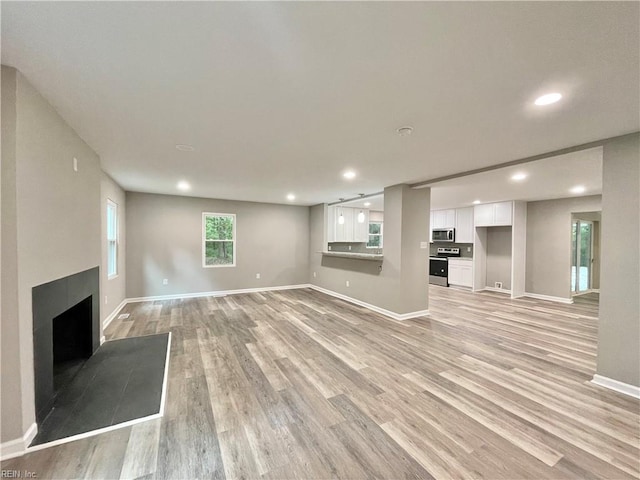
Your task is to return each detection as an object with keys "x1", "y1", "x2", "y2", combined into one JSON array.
[
  {"x1": 357, "y1": 210, "x2": 365, "y2": 223},
  {"x1": 343, "y1": 170, "x2": 356, "y2": 180},
  {"x1": 287, "y1": 193, "x2": 295, "y2": 201},
  {"x1": 177, "y1": 180, "x2": 191, "y2": 191},
  {"x1": 570, "y1": 185, "x2": 586, "y2": 194},
  {"x1": 473, "y1": 200, "x2": 481, "y2": 205},
  {"x1": 511, "y1": 172, "x2": 528, "y2": 181},
  {"x1": 534, "y1": 93, "x2": 562, "y2": 106},
  {"x1": 397, "y1": 126, "x2": 413, "y2": 136},
  {"x1": 364, "y1": 202, "x2": 371, "y2": 207},
  {"x1": 338, "y1": 212, "x2": 345, "y2": 224},
  {"x1": 175, "y1": 144, "x2": 195, "y2": 152}
]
